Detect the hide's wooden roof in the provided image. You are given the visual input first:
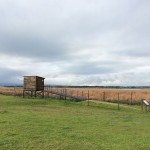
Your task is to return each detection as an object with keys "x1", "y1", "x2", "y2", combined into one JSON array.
[{"x1": 24, "y1": 76, "x2": 45, "y2": 79}]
